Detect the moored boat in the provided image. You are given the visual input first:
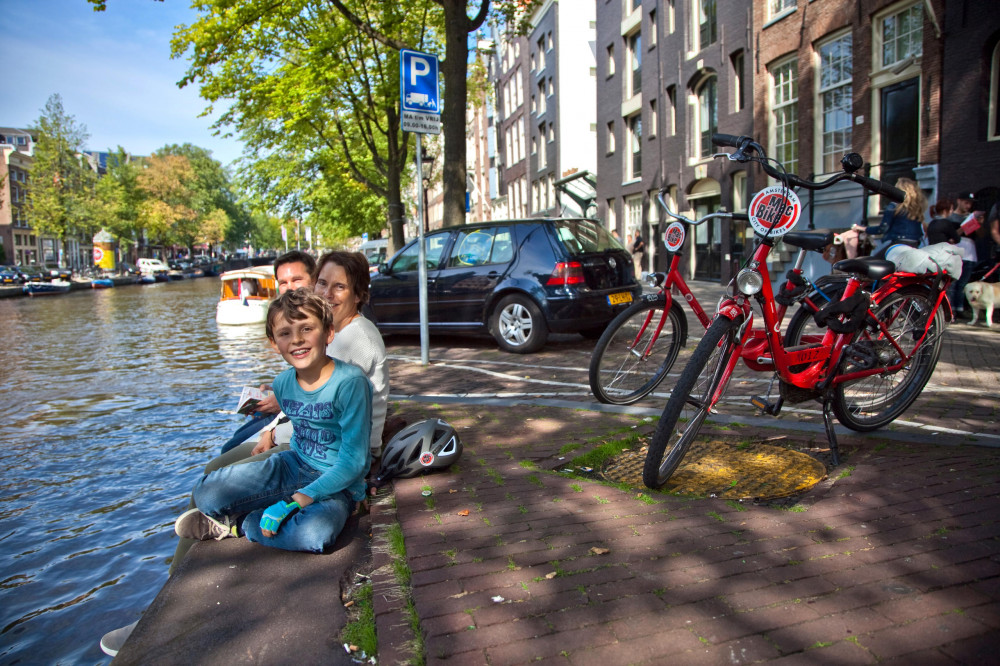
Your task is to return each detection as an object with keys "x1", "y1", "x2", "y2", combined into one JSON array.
[
  {"x1": 23, "y1": 280, "x2": 72, "y2": 296},
  {"x1": 91, "y1": 278, "x2": 115, "y2": 289},
  {"x1": 215, "y1": 267, "x2": 277, "y2": 325}
]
